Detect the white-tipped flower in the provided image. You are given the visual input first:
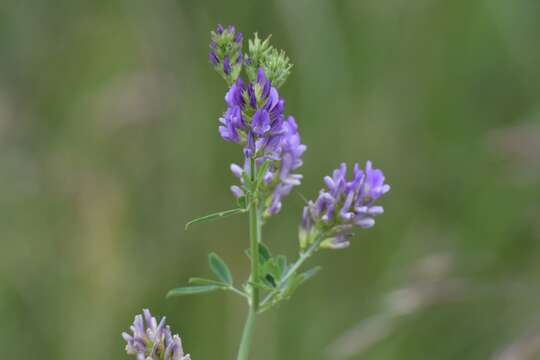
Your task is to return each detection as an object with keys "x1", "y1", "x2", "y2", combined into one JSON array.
[{"x1": 122, "y1": 309, "x2": 191, "y2": 360}]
